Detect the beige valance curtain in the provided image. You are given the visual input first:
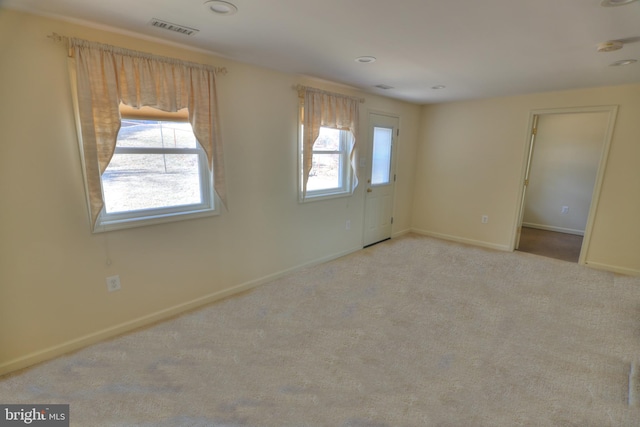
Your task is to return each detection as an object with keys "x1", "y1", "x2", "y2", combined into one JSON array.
[
  {"x1": 70, "y1": 38, "x2": 226, "y2": 229},
  {"x1": 300, "y1": 87, "x2": 360, "y2": 198}
]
